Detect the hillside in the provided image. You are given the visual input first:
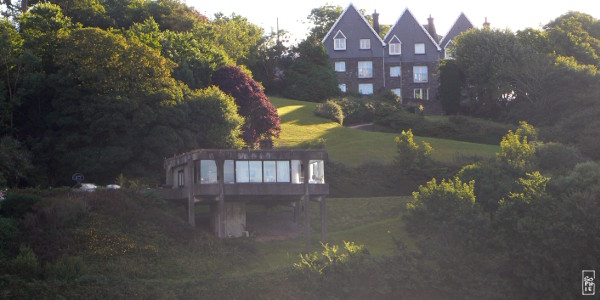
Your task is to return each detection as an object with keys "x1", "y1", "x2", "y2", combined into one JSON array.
[{"x1": 271, "y1": 97, "x2": 499, "y2": 166}]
